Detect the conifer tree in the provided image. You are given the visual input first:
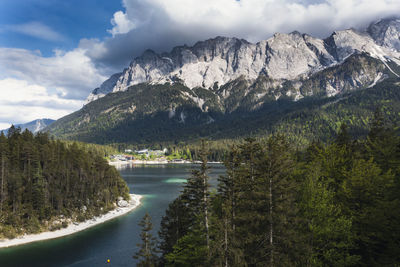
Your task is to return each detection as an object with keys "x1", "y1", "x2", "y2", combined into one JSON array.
[
  {"x1": 216, "y1": 147, "x2": 244, "y2": 266},
  {"x1": 181, "y1": 141, "x2": 210, "y2": 251},
  {"x1": 0, "y1": 132, "x2": 8, "y2": 214},
  {"x1": 256, "y1": 135, "x2": 299, "y2": 266},
  {"x1": 164, "y1": 140, "x2": 212, "y2": 265},
  {"x1": 133, "y1": 213, "x2": 159, "y2": 267},
  {"x1": 342, "y1": 158, "x2": 399, "y2": 265},
  {"x1": 366, "y1": 108, "x2": 399, "y2": 172},
  {"x1": 159, "y1": 196, "x2": 191, "y2": 258},
  {"x1": 336, "y1": 123, "x2": 351, "y2": 148},
  {"x1": 300, "y1": 155, "x2": 358, "y2": 266}
]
